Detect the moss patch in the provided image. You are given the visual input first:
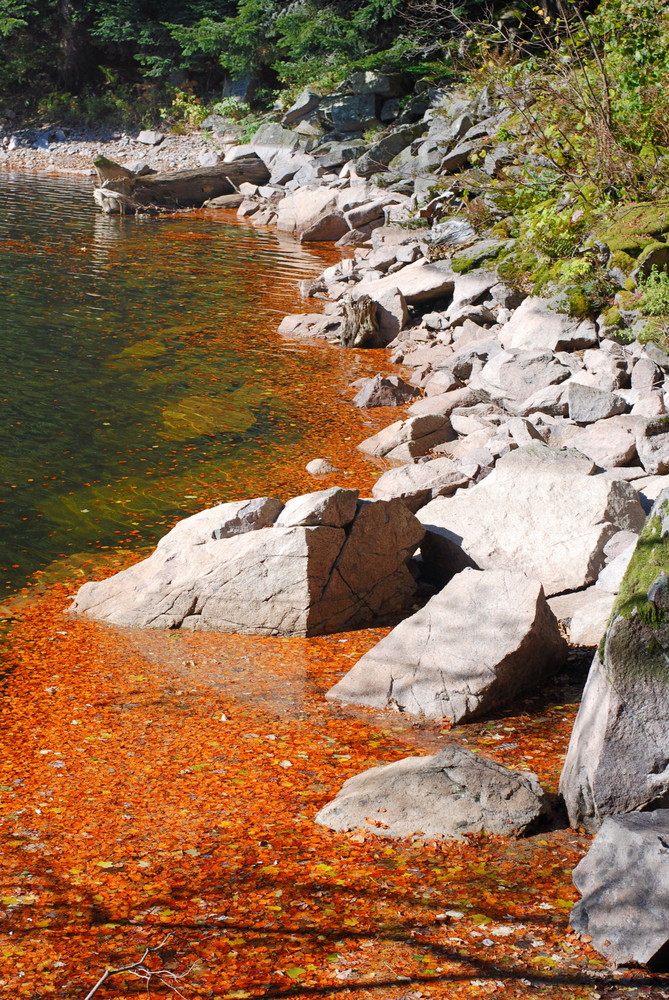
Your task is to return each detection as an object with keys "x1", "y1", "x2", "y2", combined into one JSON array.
[
  {"x1": 598, "y1": 201, "x2": 669, "y2": 256},
  {"x1": 610, "y1": 501, "x2": 669, "y2": 626},
  {"x1": 608, "y1": 250, "x2": 636, "y2": 277},
  {"x1": 450, "y1": 238, "x2": 510, "y2": 273}
]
